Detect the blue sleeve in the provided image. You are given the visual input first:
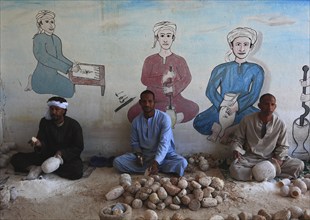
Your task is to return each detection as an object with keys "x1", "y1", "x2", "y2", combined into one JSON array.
[
  {"x1": 206, "y1": 64, "x2": 225, "y2": 111},
  {"x1": 154, "y1": 114, "x2": 173, "y2": 164},
  {"x1": 130, "y1": 118, "x2": 141, "y2": 152},
  {"x1": 238, "y1": 65, "x2": 264, "y2": 112}
]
